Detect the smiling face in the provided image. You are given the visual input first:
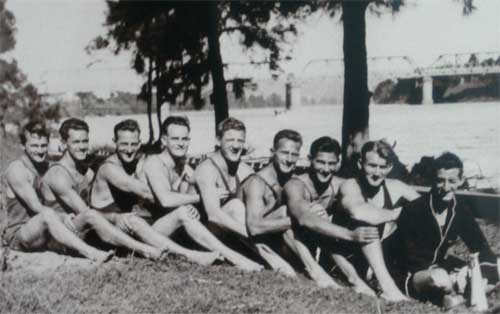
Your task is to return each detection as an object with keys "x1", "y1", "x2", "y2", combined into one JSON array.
[
  {"x1": 272, "y1": 138, "x2": 301, "y2": 175},
  {"x1": 433, "y1": 168, "x2": 463, "y2": 202},
  {"x1": 218, "y1": 129, "x2": 246, "y2": 163},
  {"x1": 115, "y1": 130, "x2": 141, "y2": 164},
  {"x1": 64, "y1": 129, "x2": 89, "y2": 162},
  {"x1": 162, "y1": 124, "x2": 190, "y2": 159},
  {"x1": 361, "y1": 151, "x2": 392, "y2": 187},
  {"x1": 23, "y1": 132, "x2": 49, "y2": 164},
  {"x1": 310, "y1": 151, "x2": 339, "y2": 183}
]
